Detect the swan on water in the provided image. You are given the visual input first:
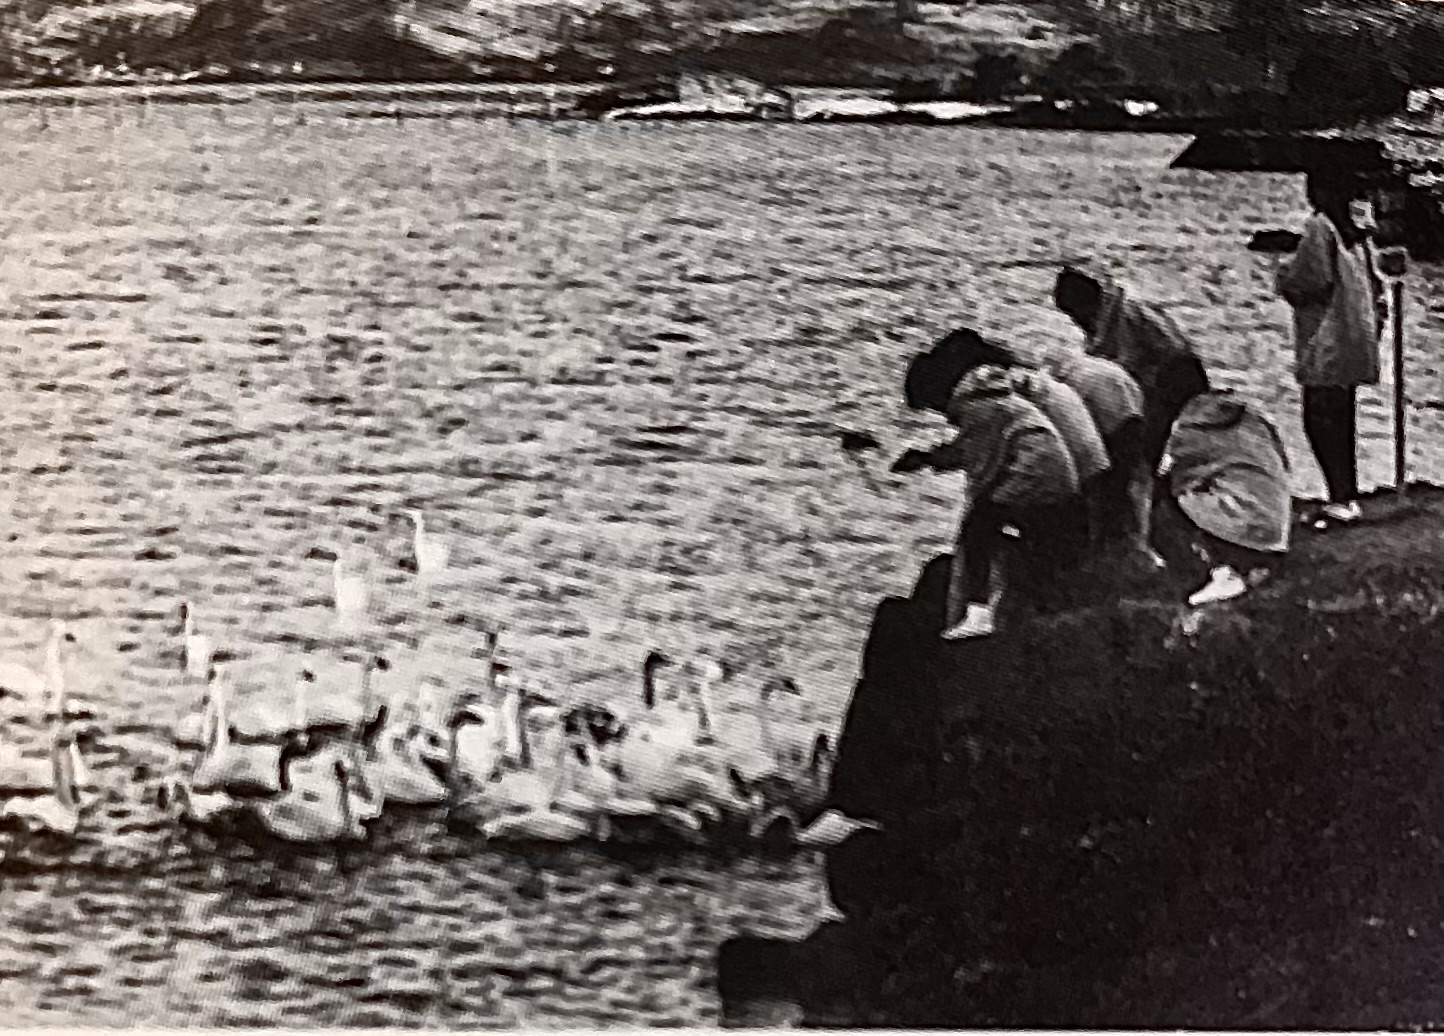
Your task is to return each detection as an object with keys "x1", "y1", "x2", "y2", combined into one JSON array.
[
  {"x1": 190, "y1": 667, "x2": 285, "y2": 800},
  {"x1": 406, "y1": 510, "x2": 451, "y2": 580},
  {"x1": 179, "y1": 602, "x2": 214, "y2": 682},
  {"x1": 332, "y1": 551, "x2": 370, "y2": 627},
  {"x1": 253, "y1": 755, "x2": 368, "y2": 845},
  {"x1": 474, "y1": 706, "x2": 608, "y2": 844},
  {"x1": 0, "y1": 727, "x2": 84, "y2": 836},
  {"x1": 301, "y1": 656, "x2": 390, "y2": 740},
  {"x1": 720, "y1": 673, "x2": 806, "y2": 781},
  {"x1": 0, "y1": 621, "x2": 77, "y2": 709},
  {"x1": 745, "y1": 732, "x2": 840, "y2": 843},
  {"x1": 610, "y1": 651, "x2": 737, "y2": 814}
]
